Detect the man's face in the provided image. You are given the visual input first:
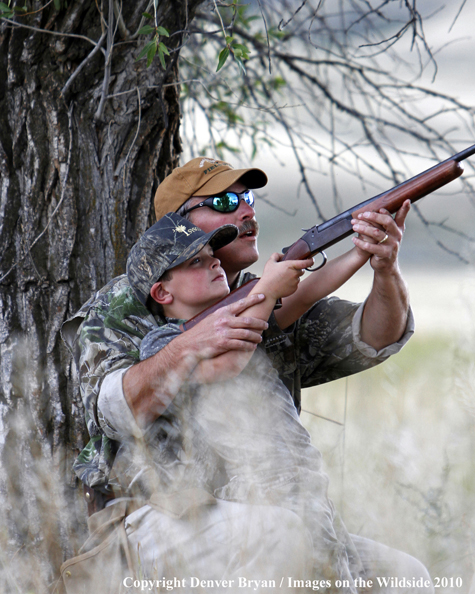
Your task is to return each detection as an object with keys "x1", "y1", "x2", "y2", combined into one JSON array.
[
  {"x1": 162, "y1": 244, "x2": 230, "y2": 319},
  {"x1": 187, "y1": 181, "x2": 259, "y2": 281}
]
